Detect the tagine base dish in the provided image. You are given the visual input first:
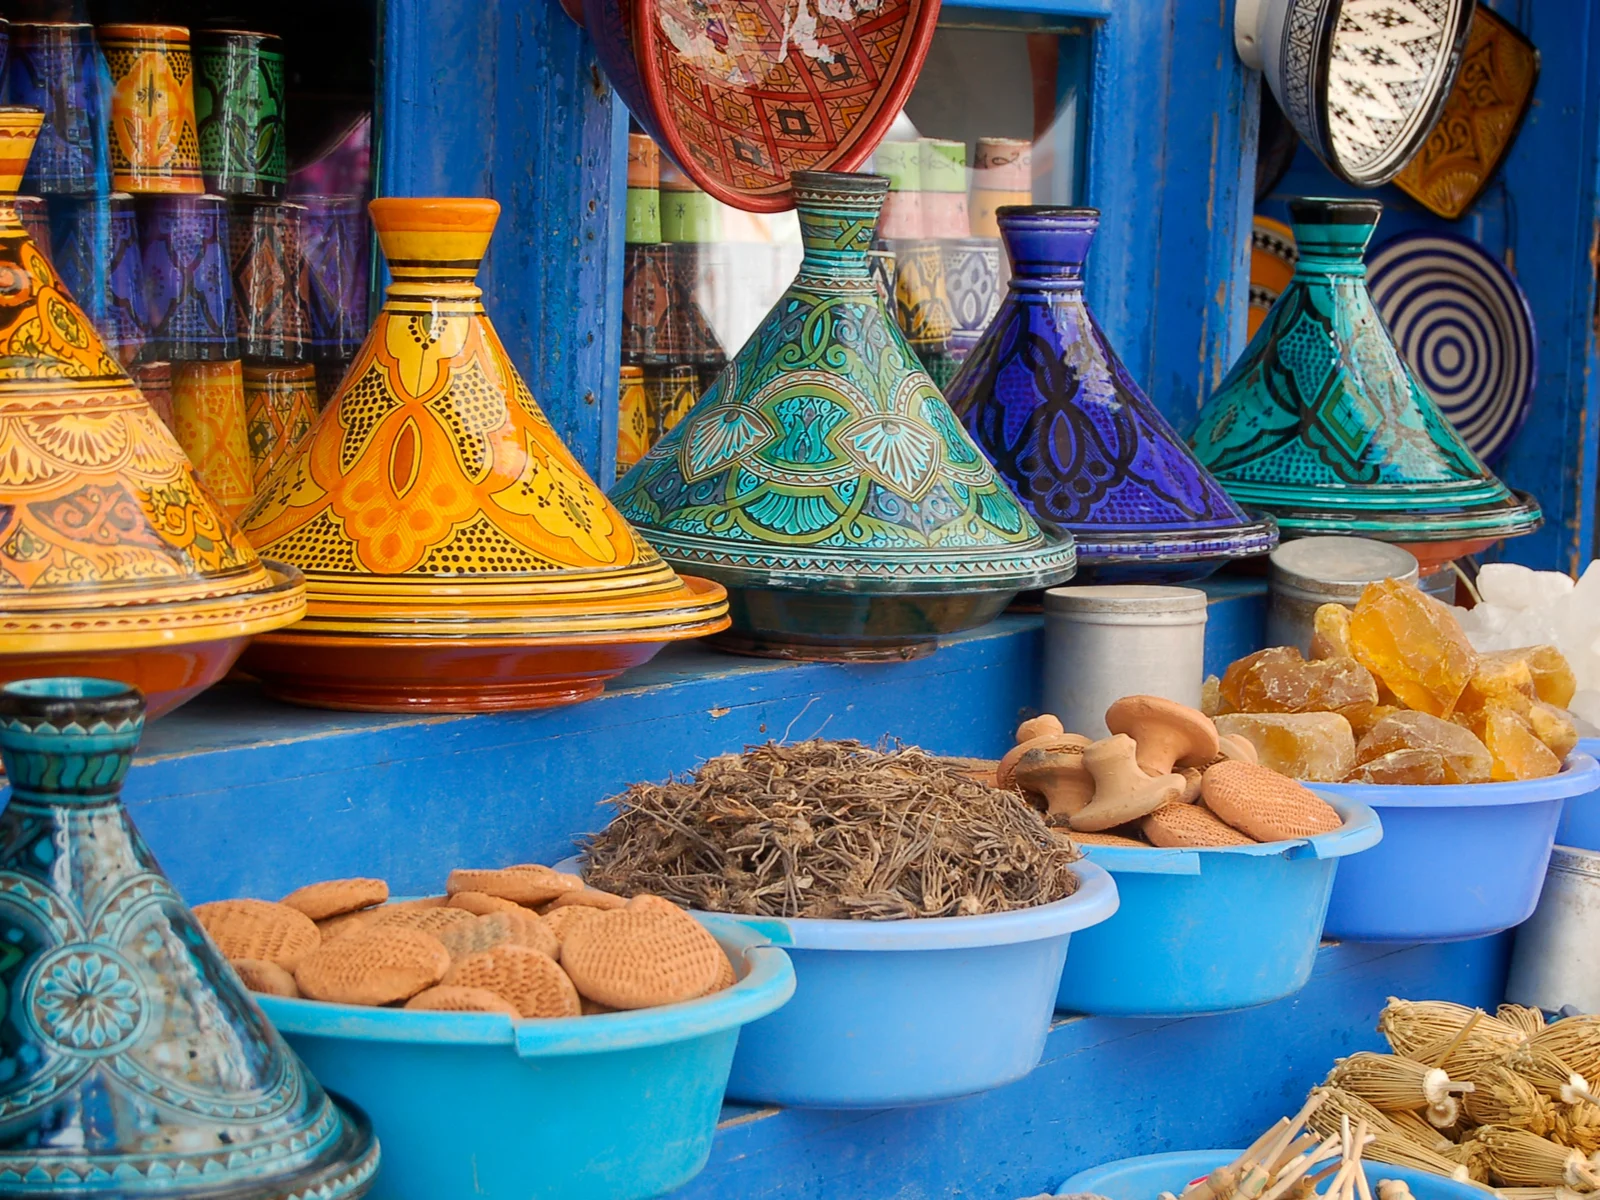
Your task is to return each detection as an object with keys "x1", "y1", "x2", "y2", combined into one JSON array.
[
  {"x1": 710, "y1": 586, "x2": 1019, "y2": 663},
  {"x1": 0, "y1": 637, "x2": 253, "y2": 719}
]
